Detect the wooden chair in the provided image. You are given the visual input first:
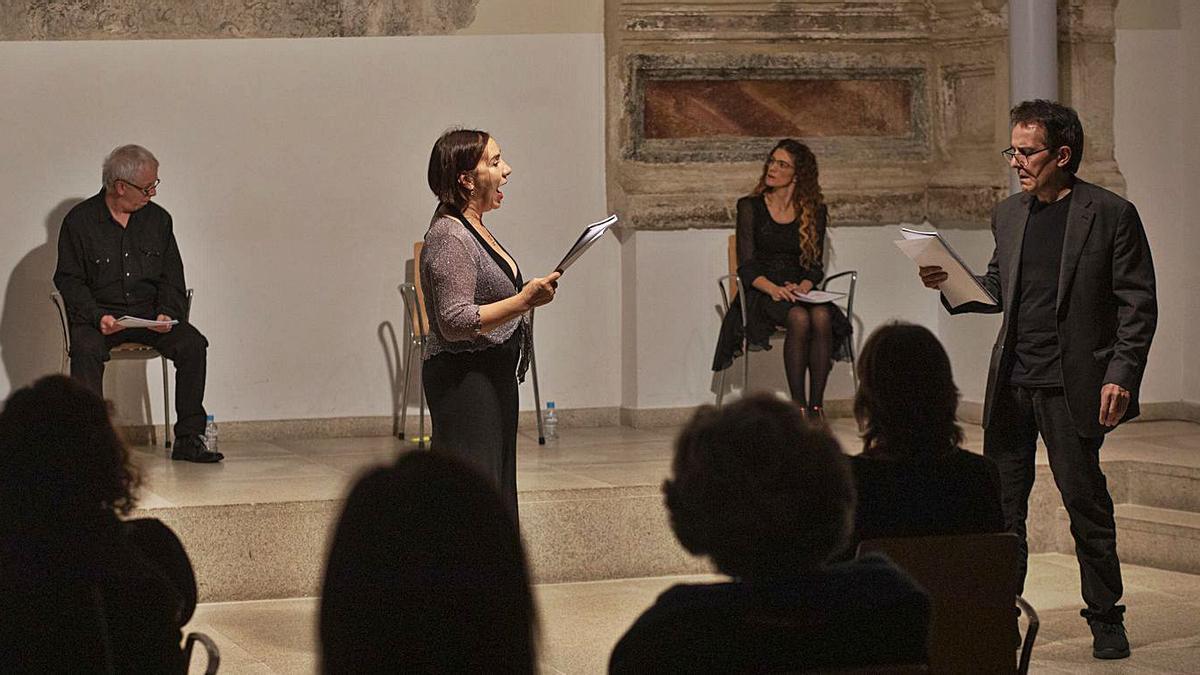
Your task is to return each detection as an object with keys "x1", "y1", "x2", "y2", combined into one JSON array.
[
  {"x1": 51, "y1": 289, "x2": 194, "y2": 448},
  {"x1": 716, "y1": 233, "x2": 858, "y2": 406},
  {"x1": 857, "y1": 533, "x2": 1039, "y2": 675},
  {"x1": 400, "y1": 242, "x2": 547, "y2": 446}
]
